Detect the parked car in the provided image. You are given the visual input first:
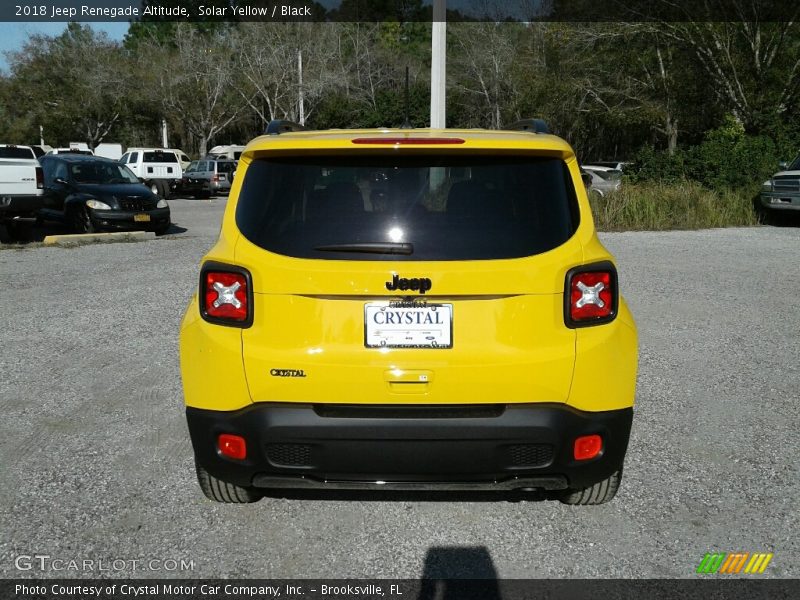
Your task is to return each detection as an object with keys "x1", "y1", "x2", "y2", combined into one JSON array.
[
  {"x1": 94, "y1": 143, "x2": 124, "y2": 161},
  {"x1": 169, "y1": 148, "x2": 193, "y2": 171},
  {"x1": 180, "y1": 119, "x2": 638, "y2": 506},
  {"x1": 47, "y1": 147, "x2": 94, "y2": 156},
  {"x1": 120, "y1": 148, "x2": 183, "y2": 199},
  {"x1": 38, "y1": 154, "x2": 170, "y2": 235},
  {"x1": 29, "y1": 144, "x2": 53, "y2": 159},
  {"x1": 760, "y1": 154, "x2": 800, "y2": 217},
  {"x1": 582, "y1": 167, "x2": 622, "y2": 197},
  {"x1": 206, "y1": 144, "x2": 245, "y2": 161},
  {"x1": 179, "y1": 159, "x2": 236, "y2": 198},
  {"x1": 583, "y1": 161, "x2": 630, "y2": 172},
  {"x1": 0, "y1": 144, "x2": 44, "y2": 240}
]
